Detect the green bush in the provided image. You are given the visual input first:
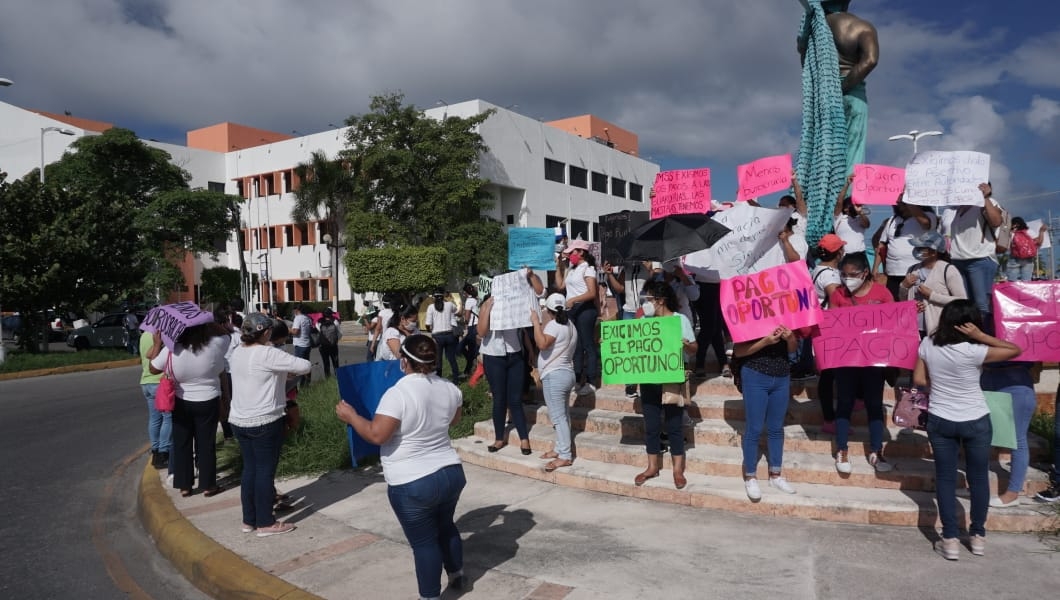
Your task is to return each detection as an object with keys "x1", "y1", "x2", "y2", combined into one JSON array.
[
  {"x1": 1031, "y1": 410, "x2": 1056, "y2": 458},
  {"x1": 346, "y1": 246, "x2": 448, "y2": 295},
  {"x1": 0, "y1": 348, "x2": 132, "y2": 374}
]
